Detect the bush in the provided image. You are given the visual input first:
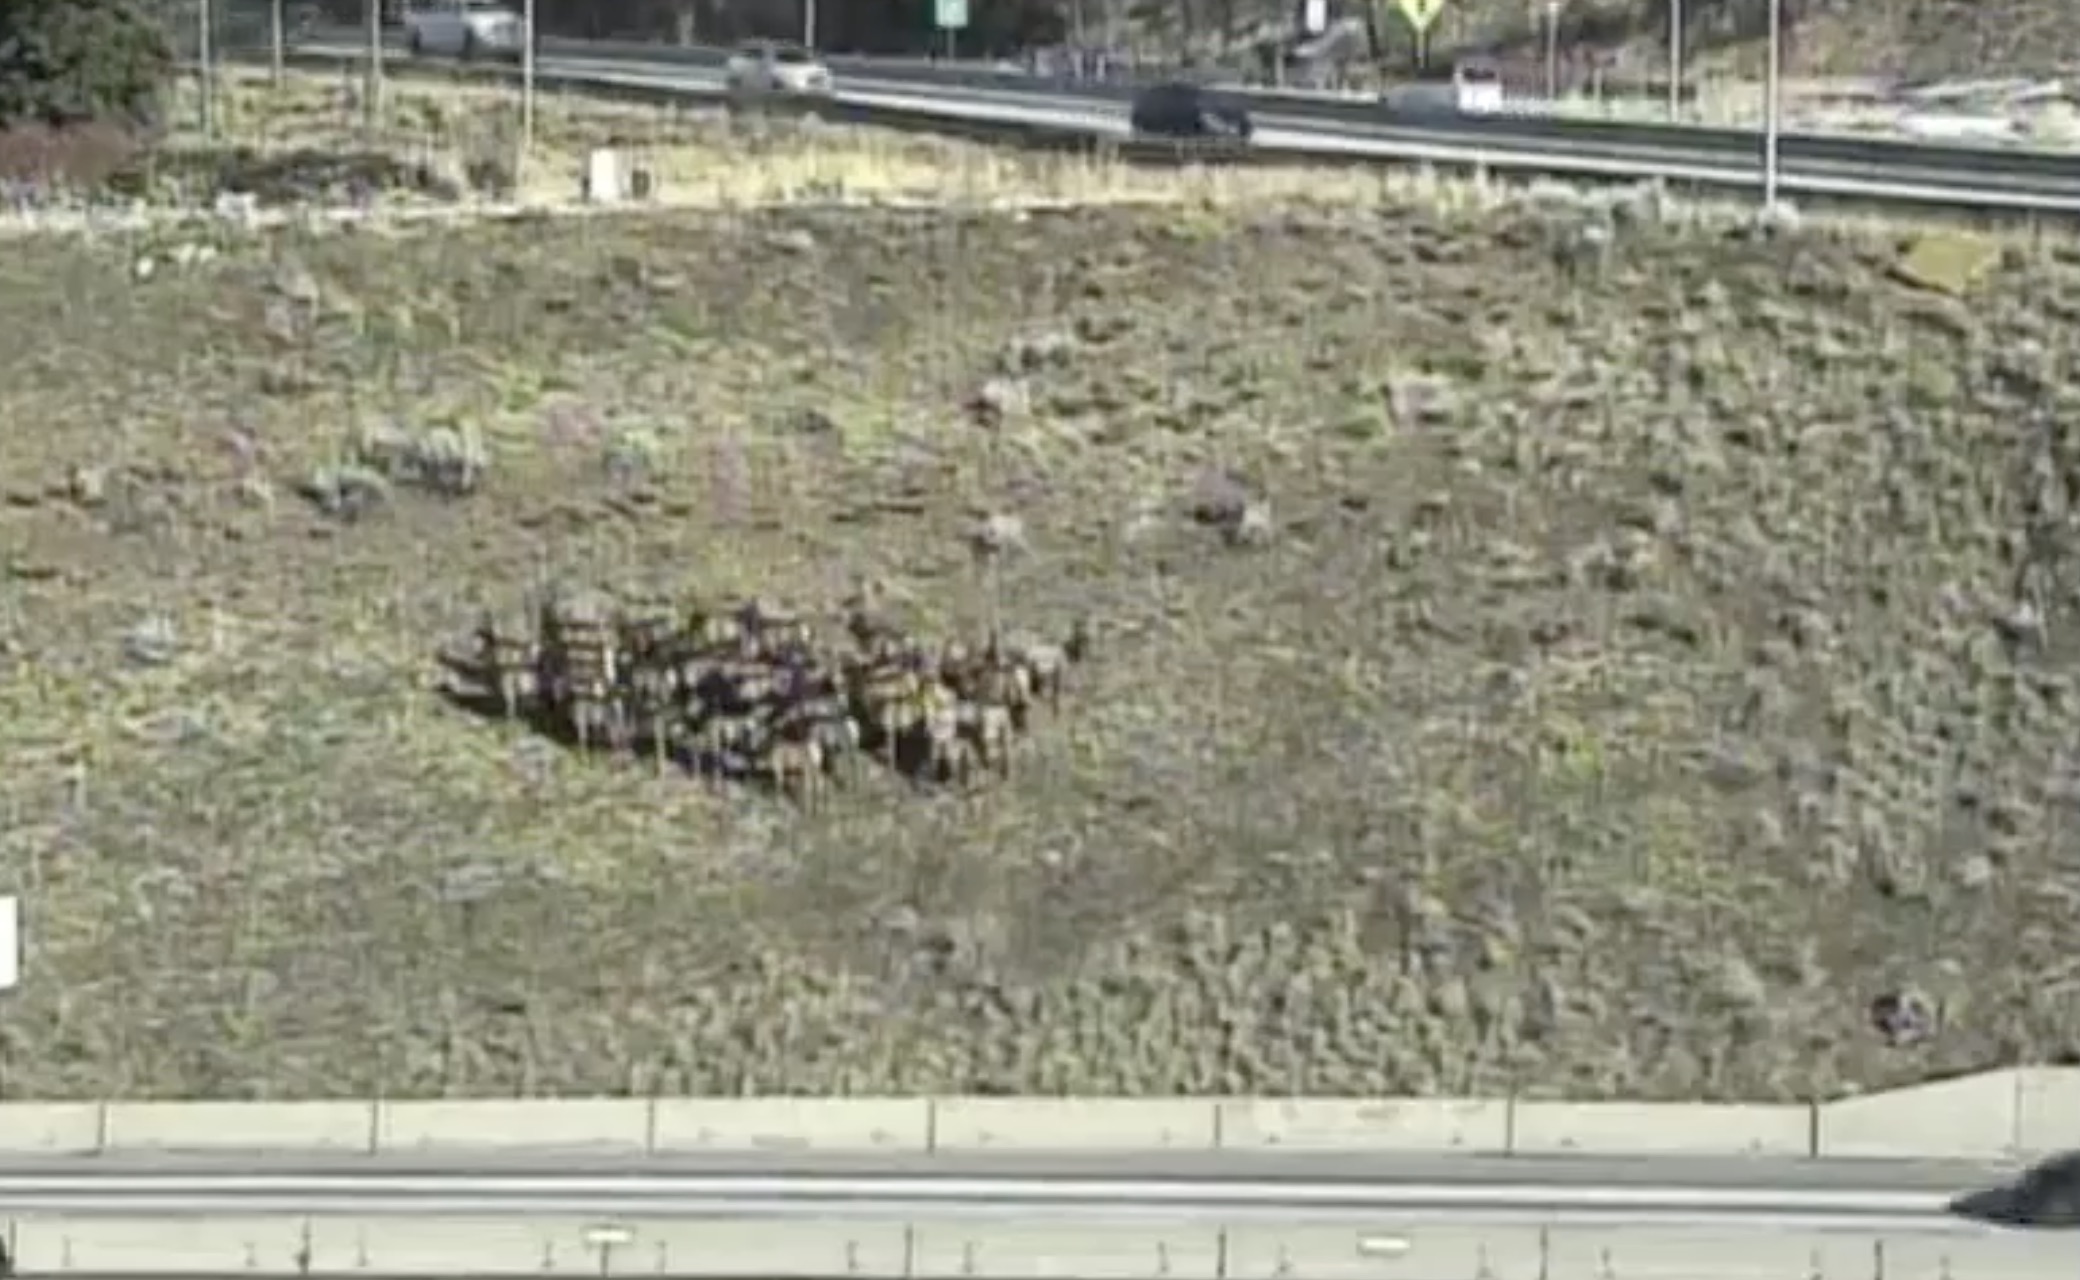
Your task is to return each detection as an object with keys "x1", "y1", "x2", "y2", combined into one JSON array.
[
  {"x1": 0, "y1": 118, "x2": 138, "y2": 189},
  {"x1": 0, "y1": 0, "x2": 175, "y2": 128}
]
